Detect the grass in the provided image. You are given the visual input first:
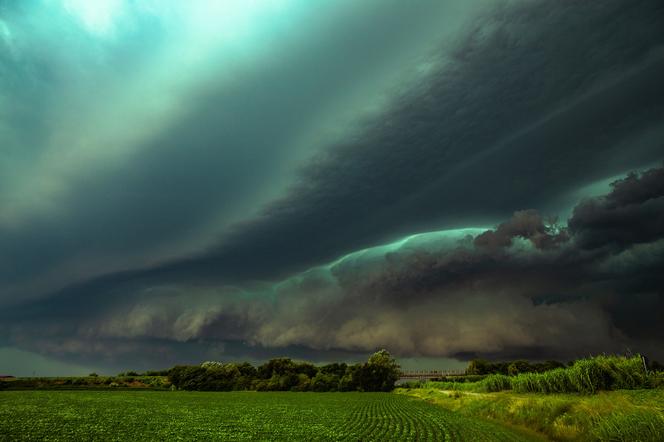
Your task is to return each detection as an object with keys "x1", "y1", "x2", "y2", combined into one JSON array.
[
  {"x1": 419, "y1": 356, "x2": 654, "y2": 395},
  {"x1": 510, "y1": 356, "x2": 650, "y2": 394},
  {"x1": 0, "y1": 390, "x2": 541, "y2": 441},
  {"x1": 398, "y1": 387, "x2": 664, "y2": 441}
]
